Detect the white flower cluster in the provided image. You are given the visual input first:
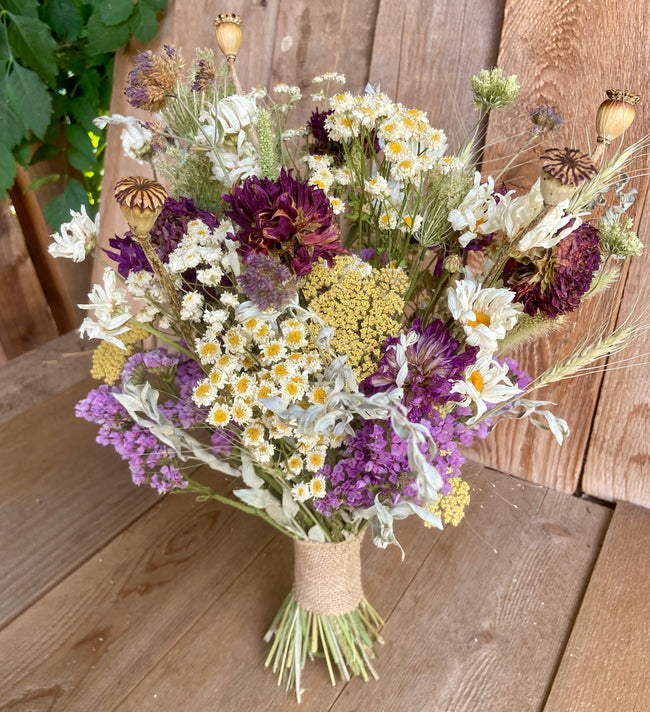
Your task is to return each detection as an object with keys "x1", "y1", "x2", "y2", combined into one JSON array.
[
  {"x1": 190, "y1": 304, "x2": 342, "y2": 489},
  {"x1": 48, "y1": 204, "x2": 99, "y2": 262},
  {"x1": 449, "y1": 174, "x2": 581, "y2": 250},
  {"x1": 94, "y1": 114, "x2": 153, "y2": 164},
  {"x1": 195, "y1": 93, "x2": 260, "y2": 184}
]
